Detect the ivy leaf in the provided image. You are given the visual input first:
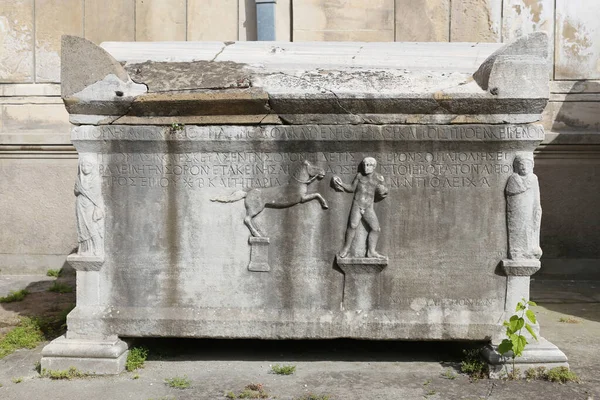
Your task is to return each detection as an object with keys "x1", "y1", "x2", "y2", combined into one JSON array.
[
  {"x1": 498, "y1": 339, "x2": 513, "y2": 355},
  {"x1": 508, "y1": 316, "x2": 524, "y2": 333},
  {"x1": 515, "y1": 302, "x2": 526, "y2": 312},
  {"x1": 525, "y1": 323, "x2": 538, "y2": 340},
  {"x1": 511, "y1": 335, "x2": 528, "y2": 357},
  {"x1": 528, "y1": 300, "x2": 537, "y2": 307},
  {"x1": 526, "y1": 309, "x2": 537, "y2": 324}
]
